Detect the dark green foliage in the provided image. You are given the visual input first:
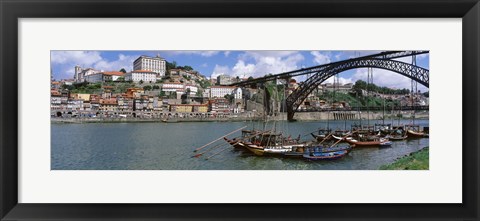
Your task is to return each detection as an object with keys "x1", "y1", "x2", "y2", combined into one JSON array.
[
  {"x1": 143, "y1": 85, "x2": 152, "y2": 91},
  {"x1": 353, "y1": 80, "x2": 410, "y2": 95}
]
